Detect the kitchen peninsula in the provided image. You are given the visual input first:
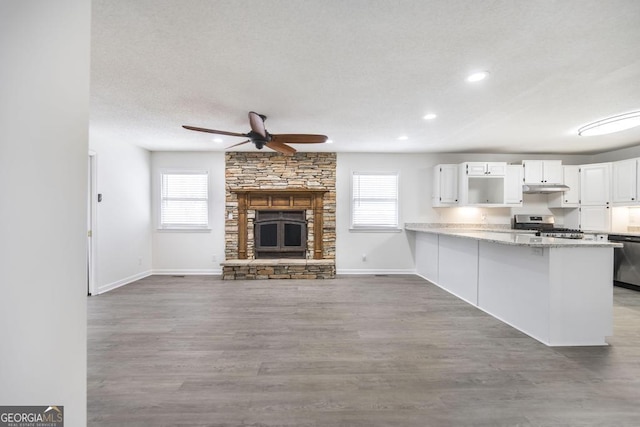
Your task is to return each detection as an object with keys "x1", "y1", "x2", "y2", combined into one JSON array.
[{"x1": 406, "y1": 224, "x2": 622, "y2": 346}]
